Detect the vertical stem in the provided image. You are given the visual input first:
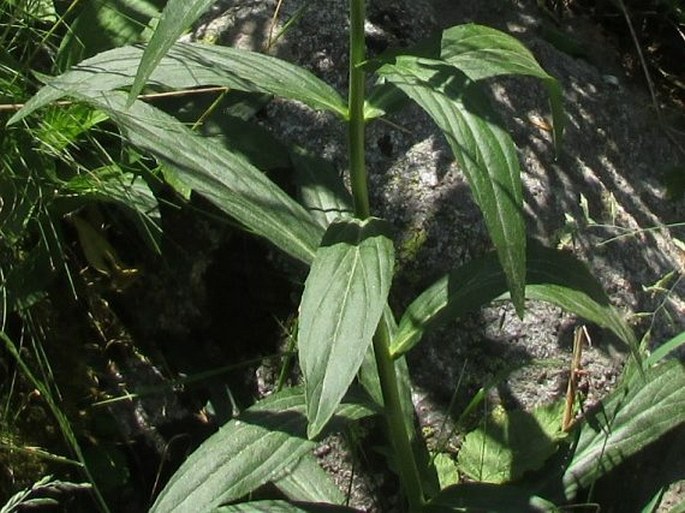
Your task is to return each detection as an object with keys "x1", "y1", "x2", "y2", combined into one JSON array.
[
  {"x1": 348, "y1": 0, "x2": 370, "y2": 219},
  {"x1": 347, "y1": 0, "x2": 424, "y2": 509},
  {"x1": 373, "y1": 318, "x2": 425, "y2": 512}
]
